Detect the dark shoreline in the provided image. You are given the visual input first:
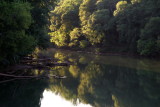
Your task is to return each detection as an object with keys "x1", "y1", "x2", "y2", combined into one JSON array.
[{"x1": 50, "y1": 47, "x2": 160, "y2": 60}]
